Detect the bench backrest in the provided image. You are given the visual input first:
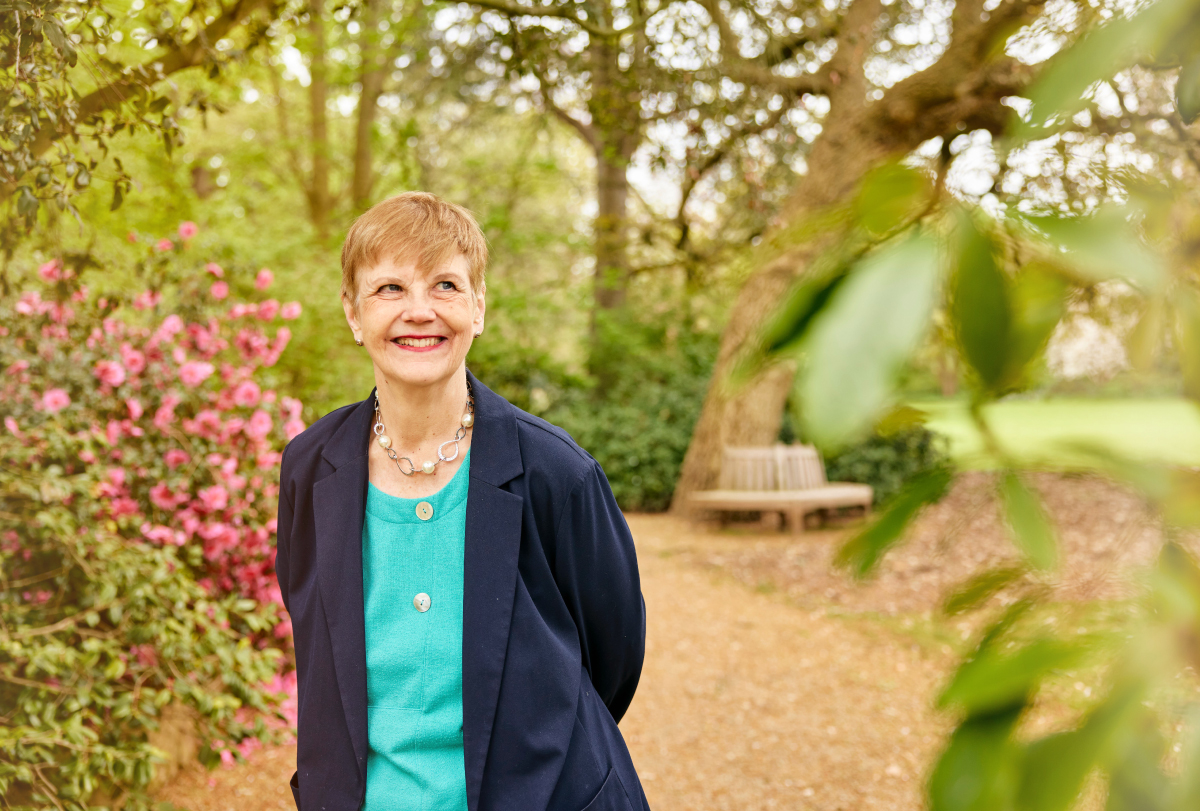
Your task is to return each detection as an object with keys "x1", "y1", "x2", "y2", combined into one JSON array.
[{"x1": 717, "y1": 445, "x2": 829, "y2": 491}]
